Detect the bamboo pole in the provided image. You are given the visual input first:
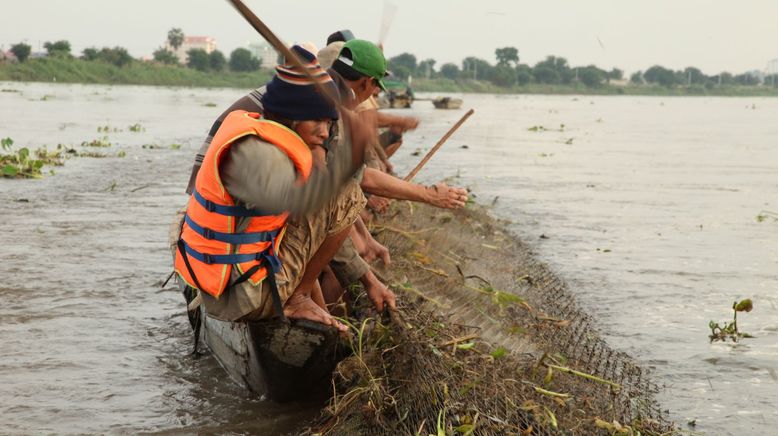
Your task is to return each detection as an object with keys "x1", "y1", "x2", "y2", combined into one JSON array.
[
  {"x1": 225, "y1": 0, "x2": 340, "y2": 108},
  {"x1": 403, "y1": 109, "x2": 474, "y2": 182}
]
